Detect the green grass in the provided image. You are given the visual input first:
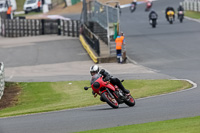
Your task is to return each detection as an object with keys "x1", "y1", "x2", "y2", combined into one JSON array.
[
  {"x1": 76, "y1": 116, "x2": 200, "y2": 133},
  {"x1": 185, "y1": 11, "x2": 200, "y2": 19},
  {"x1": 0, "y1": 79, "x2": 192, "y2": 117}
]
